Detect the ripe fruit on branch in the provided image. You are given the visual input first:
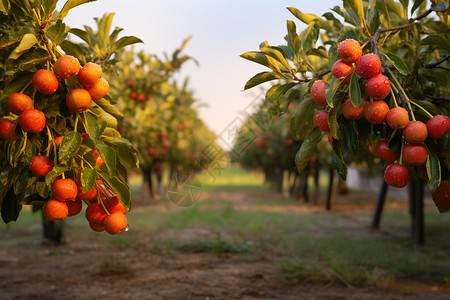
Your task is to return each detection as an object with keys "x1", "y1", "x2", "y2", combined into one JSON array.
[
  {"x1": 77, "y1": 62, "x2": 102, "y2": 88},
  {"x1": 0, "y1": 119, "x2": 18, "y2": 142},
  {"x1": 331, "y1": 59, "x2": 353, "y2": 85},
  {"x1": 432, "y1": 181, "x2": 450, "y2": 211},
  {"x1": 32, "y1": 69, "x2": 59, "y2": 94},
  {"x1": 52, "y1": 178, "x2": 78, "y2": 201},
  {"x1": 364, "y1": 101, "x2": 389, "y2": 124},
  {"x1": 67, "y1": 198, "x2": 83, "y2": 217},
  {"x1": 130, "y1": 91, "x2": 137, "y2": 99},
  {"x1": 30, "y1": 155, "x2": 54, "y2": 177},
  {"x1": 54, "y1": 135, "x2": 63, "y2": 146},
  {"x1": 386, "y1": 107, "x2": 409, "y2": 129},
  {"x1": 87, "y1": 78, "x2": 109, "y2": 100},
  {"x1": 402, "y1": 143, "x2": 428, "y2": 166},
  {"x1": 89, "y1": 221, "x2": 105, "y2": 232},
  {"x1": 426, "y1": 115, "x2": 450, "y2": 140},
  {"x1": 7, "y1": 93, "x2": 33, "y2": 115},
  {"x1": 403, "y1": 121, "x2": 428, "y2": 143},
  {"x1": 43, "y1": 199, "x2": 68, "y2": 221},
  {"x1": 103, "y1": 211, "x2": 128, "y2": 235},
  {"x1": 311, "y1": 80, "x2": 329, "y2": 107},
  {"x1": 342, "y1": 99, "x2": 365, "y2": 120},
  {"x1": 66, "y1": 89, "x2": 92, "y2": 113},
  {"x1": 375, "y1": 140, "x2": 400, "y2": 162},
  {"x1": 337, "y1": 39, "x2": 362, "y2": 64},
  {"x1": 162, "y1": 141, "x2": 171, "y2": 149},
  {"x1": 365, "y1": 74, "x2": 390, "y2": 99},
  {"x1": 105, "y1": 196, "x2": 127, "y2": 214},
  {"x1": 313, "y1": 110, "x2": 330, "y2": 132},
  {"x1": 137, "y1": 93, "x2": 146, "y2": 102},
  {"x1": 19, "y1": 109, "x2": 46, "y2": 133},
  {"x1": 77, "y1": 181, "x2": 98, "y2": 202},
  {"x1": 53, "y1": 55, "x2": 80, "y2": 79},
  {"x1": 355, "y1": 53, "x2": 381, "y2": 79},
  {"x1": 91, "y1": 149, "x2": 104, "y2": 165},
  {"x1": 85, "y1": 203, "x2": 107, "y2": 224},
  {"x1": 384, "y1": 163, "x2": 410, "y2": 188}
]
